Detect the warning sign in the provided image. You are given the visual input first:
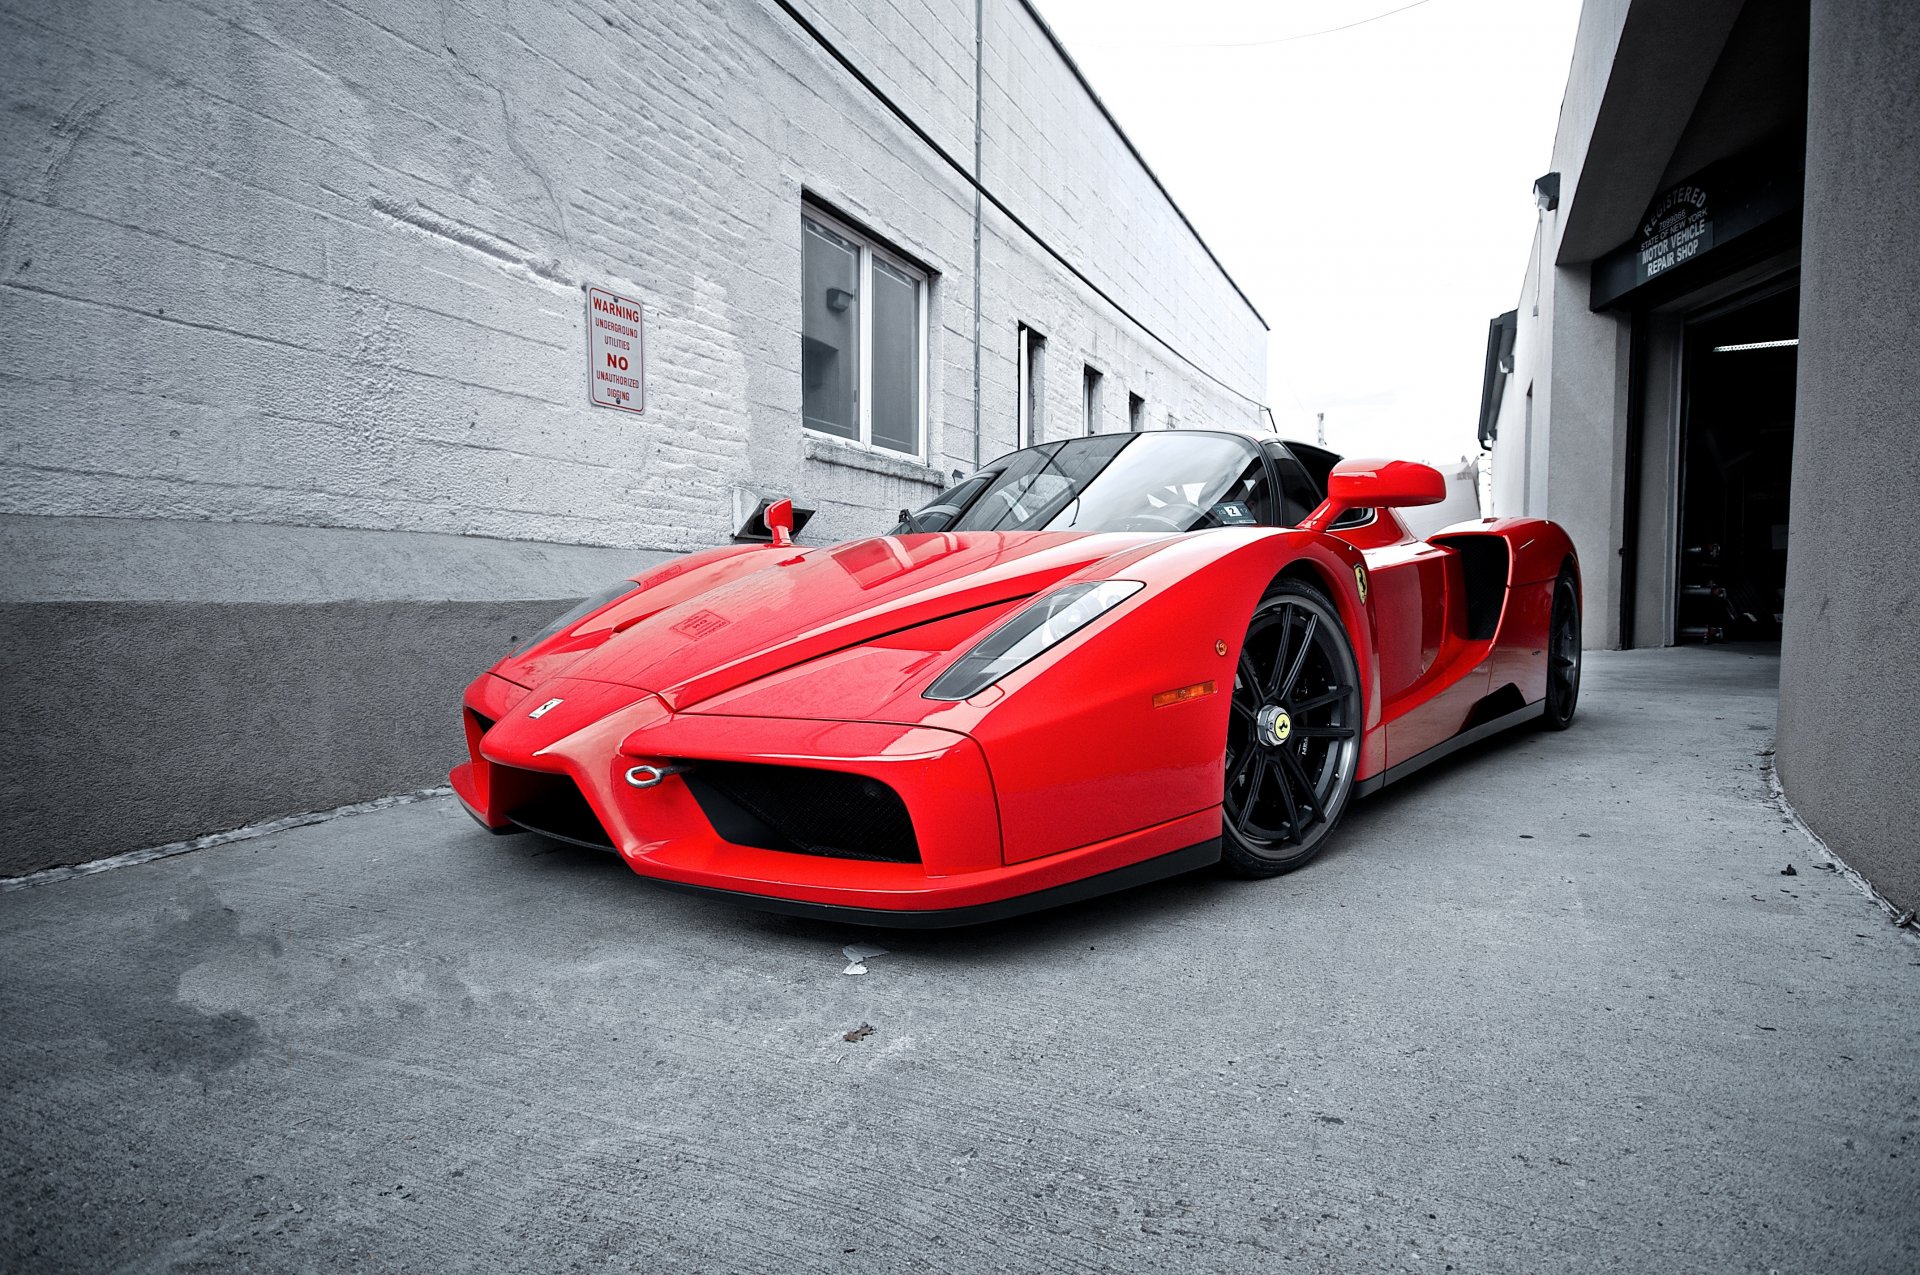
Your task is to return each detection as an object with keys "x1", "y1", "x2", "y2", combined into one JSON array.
[{"x1": 587, "y1": 285, "x2": 645, "y2": 414}]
